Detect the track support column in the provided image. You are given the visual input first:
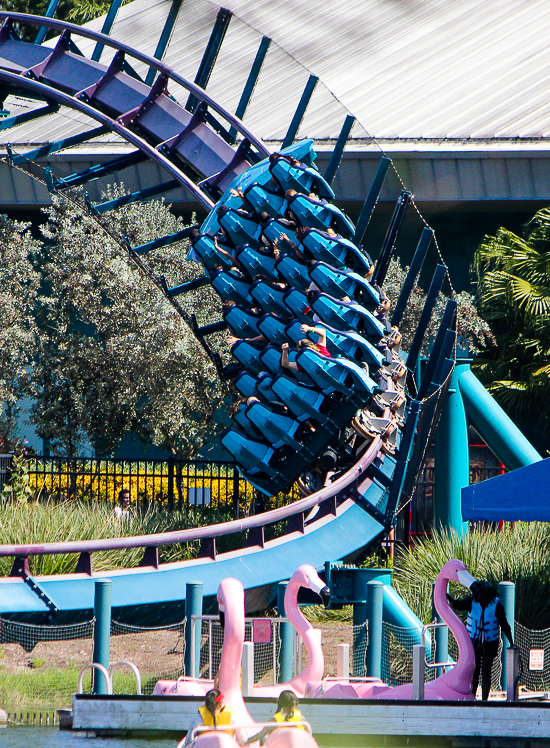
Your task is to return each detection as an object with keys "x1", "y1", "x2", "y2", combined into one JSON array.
[
  {"x1": 185, "y1": 581, "x2": 203, "y2": 678},
  {"x1": 499, "y1": 581, "x2": 515, "y2": 691},
  {"x1": 278, "y1": 582, "x2": 293, "y2": 683},
  {"x1": 366, "y1": 581, "x2": 383, "y2": 679},
  {"x1": 434, "y1": 363, "x2": 470, "y2": 536}
]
